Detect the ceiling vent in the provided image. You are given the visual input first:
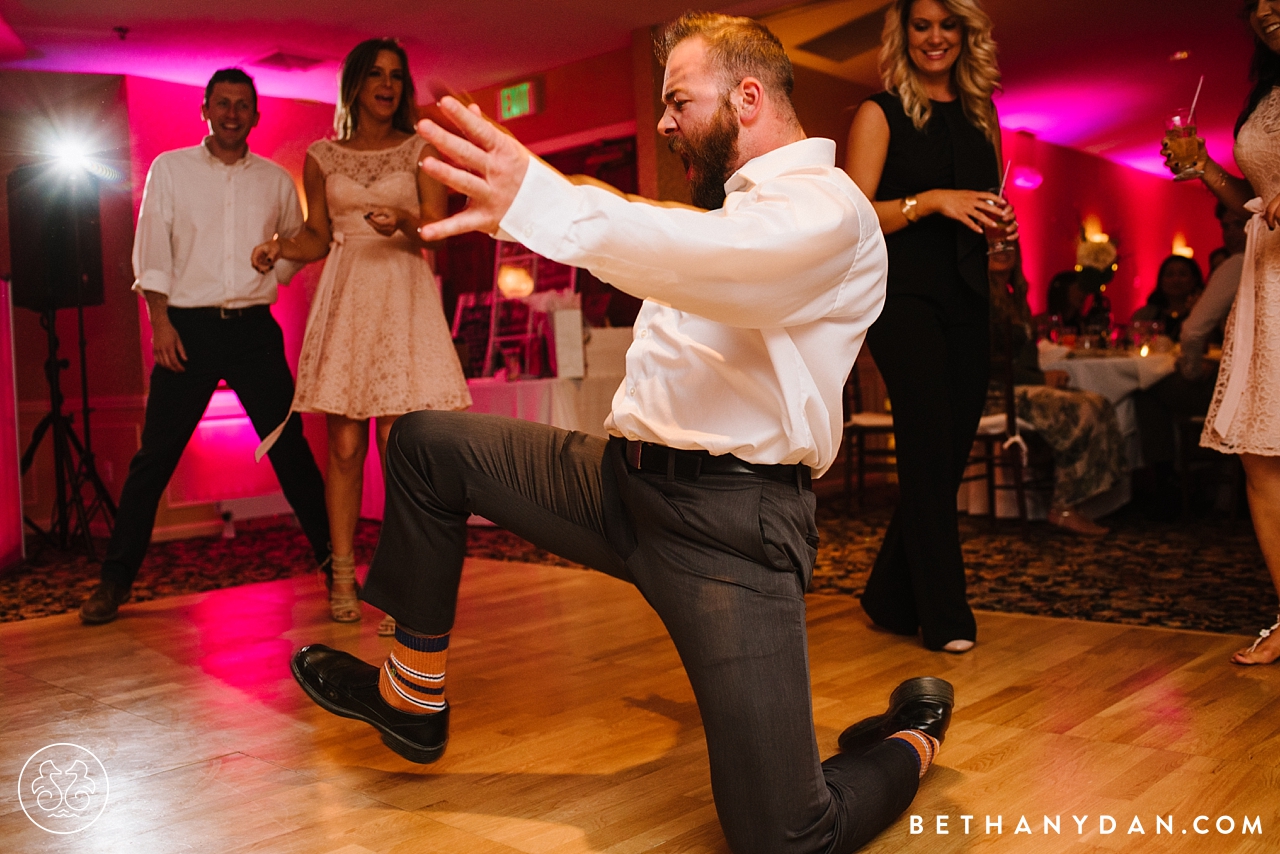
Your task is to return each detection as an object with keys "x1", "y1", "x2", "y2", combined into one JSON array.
[
  {"x1": 250, "y1": 51, "x2": 325, "y2": 71},
  {"x1": 796, "y1": 4, "x2": 890, "y2": 64}
]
